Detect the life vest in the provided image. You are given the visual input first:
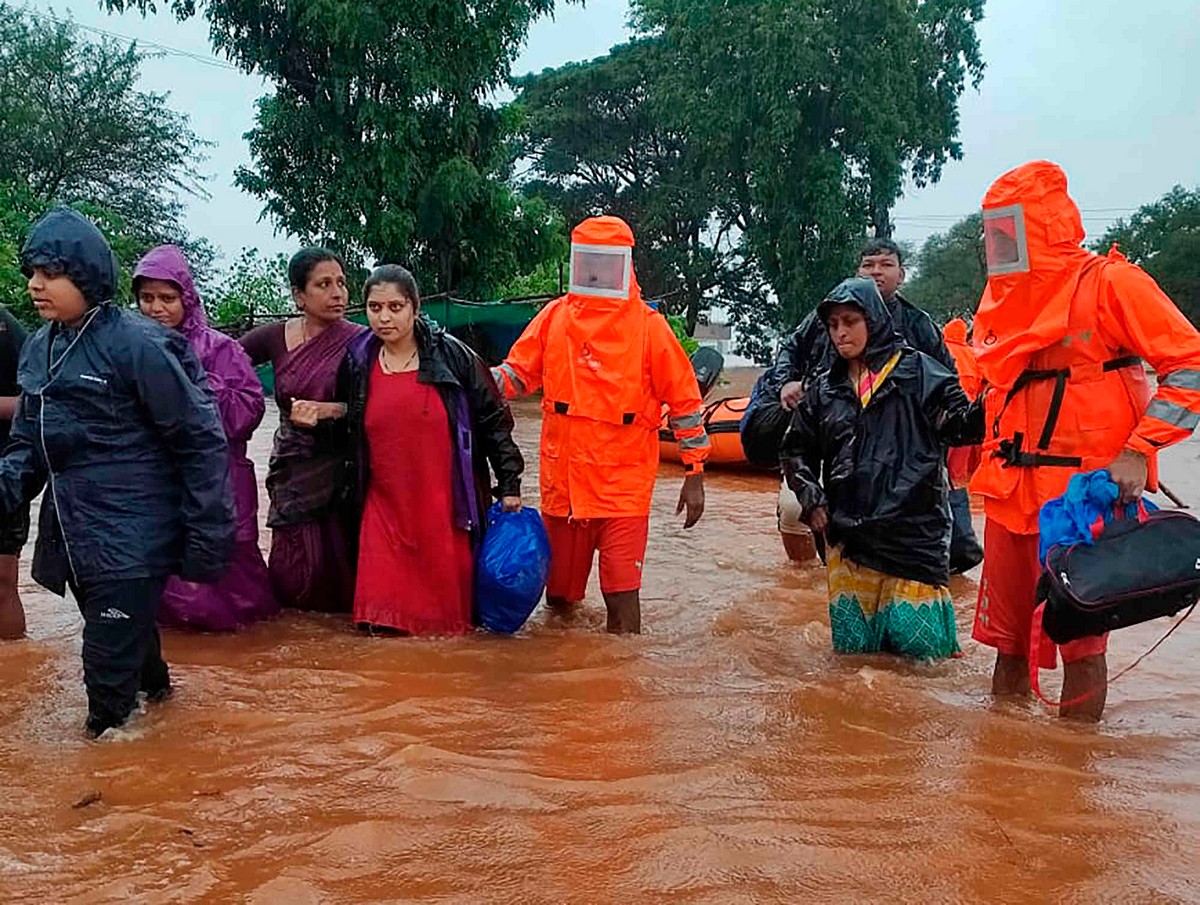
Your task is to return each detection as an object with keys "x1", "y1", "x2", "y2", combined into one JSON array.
[{"x1": 972, "y1": 258, "x2": 1158, "y2": 532}]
